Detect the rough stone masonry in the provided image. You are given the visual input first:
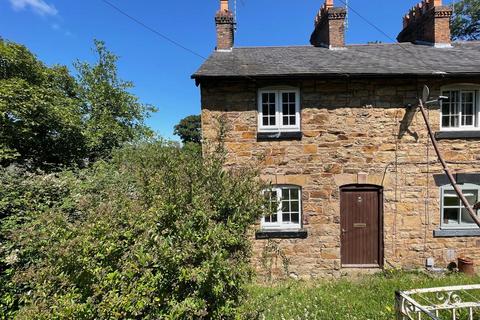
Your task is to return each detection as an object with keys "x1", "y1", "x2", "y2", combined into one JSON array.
[{"x1": 200, "y1": 77, "x2": 480, "y2": 279}]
